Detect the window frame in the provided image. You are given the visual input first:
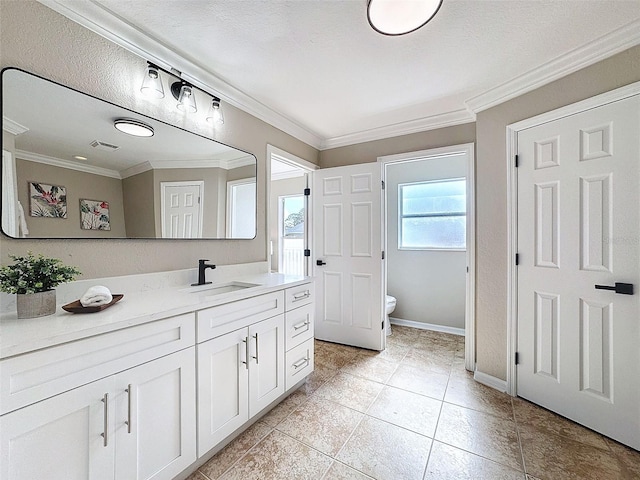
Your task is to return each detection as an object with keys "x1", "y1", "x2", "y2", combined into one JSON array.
[{"x1": 398, "y1": 177, "x2": 467, "y2": 252}]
